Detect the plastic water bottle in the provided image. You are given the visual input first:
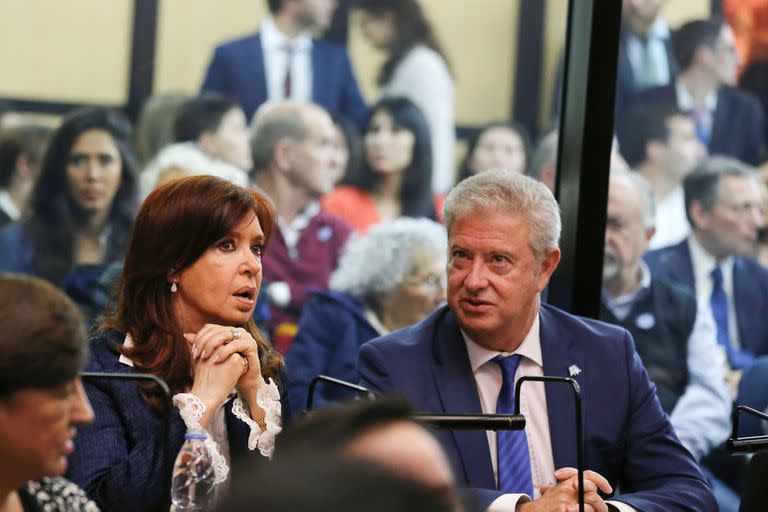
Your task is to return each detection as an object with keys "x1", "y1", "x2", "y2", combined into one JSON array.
[{"x1": 170, "y1": 429, "x2": 215, "y2": 511}]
